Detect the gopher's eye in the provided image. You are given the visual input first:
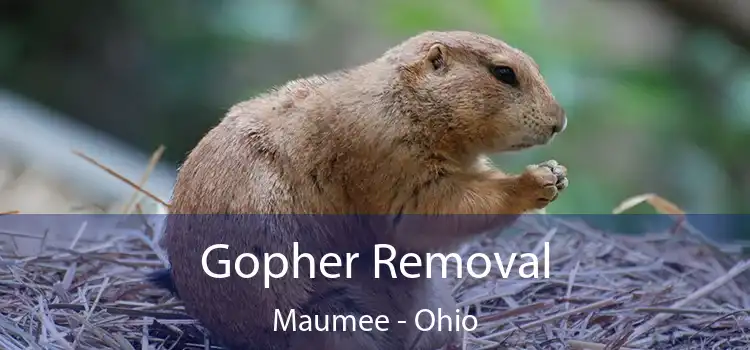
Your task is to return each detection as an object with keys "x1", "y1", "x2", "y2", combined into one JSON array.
[{"x1": 491, "y1": 65, "x2": 518, "y2": 87}]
